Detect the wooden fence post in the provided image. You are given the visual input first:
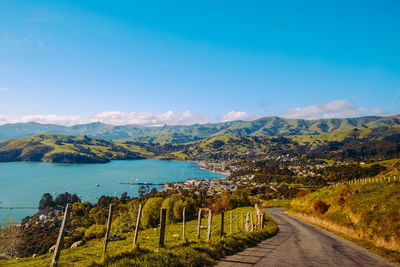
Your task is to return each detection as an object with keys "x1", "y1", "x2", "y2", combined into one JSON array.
[
  {"x1": 197, "y1": 209, "x2": 202, "y2": 240},
  {"x1": 51, "y1": 203, "x2": 71, "y2": 266},
  {"x1": 206, "y1": 209, "x2": 212, "y2": 241},
  {"x1": 256, "y1": 214, "x2": 259, "y2": 229},
  {"x1": 182, "y1": 207, "x2": 186, "y2": 240},
  {"x1": 250, "y1": 212, "x2": 254, "y2": 231},
  {"x1": 133, "y1": 204, "x2": 142, "y2": 245},
  {"x1": 260, "y1": 214, "x2": 264, "y2": 229},
  {"x1": 104, "y1": 204, "x2": 113, "y2": 253},
  {"x1": 220, "y1": 212, "x2": 224, "y2": 237},
  {"x1": 245, "y1": 213, "x2": 250, "y2": 232},
  {"x1": 230, "y1": 212, "x2": 232, "y2": 233},
  {"x1": 241, "y1": 212, "x2": 244, "y2": 230},
  {"x1": 159, "y1": 208, "x2": 167, "y2": 249},
  {"x1": 236, "y1": 213, "x2": 239, "y2": 231}
]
